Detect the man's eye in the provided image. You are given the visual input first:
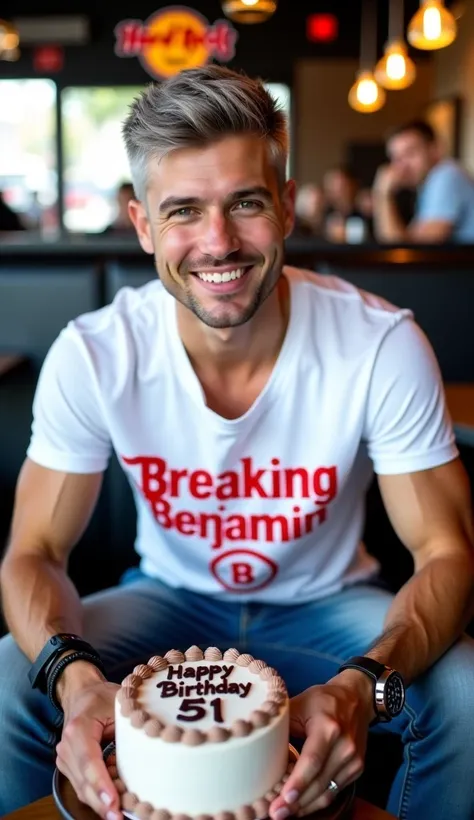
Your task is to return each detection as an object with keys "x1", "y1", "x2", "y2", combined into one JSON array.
[
  {"x1": 235, "y1": 200, "x2": 262, "y2": 211},
  {"x1": 170, "y1": 207, "x2": 194, "y2": 218}
]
